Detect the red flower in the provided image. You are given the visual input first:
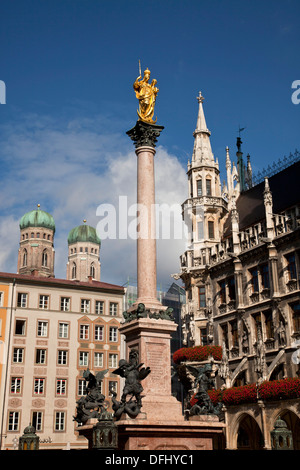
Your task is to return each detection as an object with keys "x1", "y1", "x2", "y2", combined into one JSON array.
[
  {"x1": 189, "y1": 378, "x2": 300, "y2": 407},
  {"x1": 258, "y1": 378, "x2": 300, "y2": 401},
  {"x1": 173, "y1": 345, "x2": 222, "y2": 364}
]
